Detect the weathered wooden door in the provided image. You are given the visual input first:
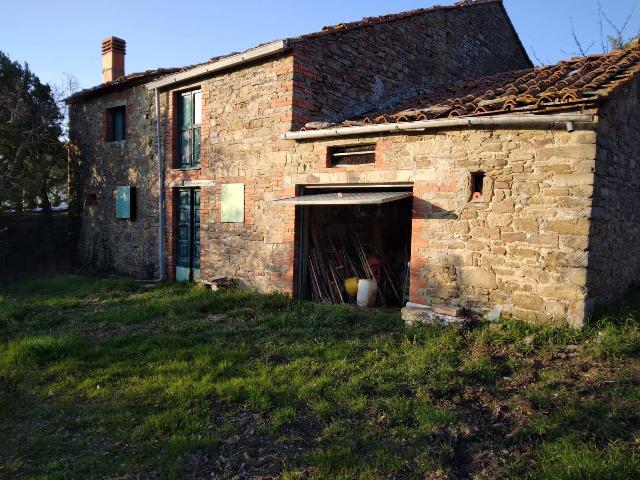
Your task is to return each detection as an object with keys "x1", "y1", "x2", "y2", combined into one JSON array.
[{"x1": 176, "y1": 188, "x2": 201, "y2": 282}]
